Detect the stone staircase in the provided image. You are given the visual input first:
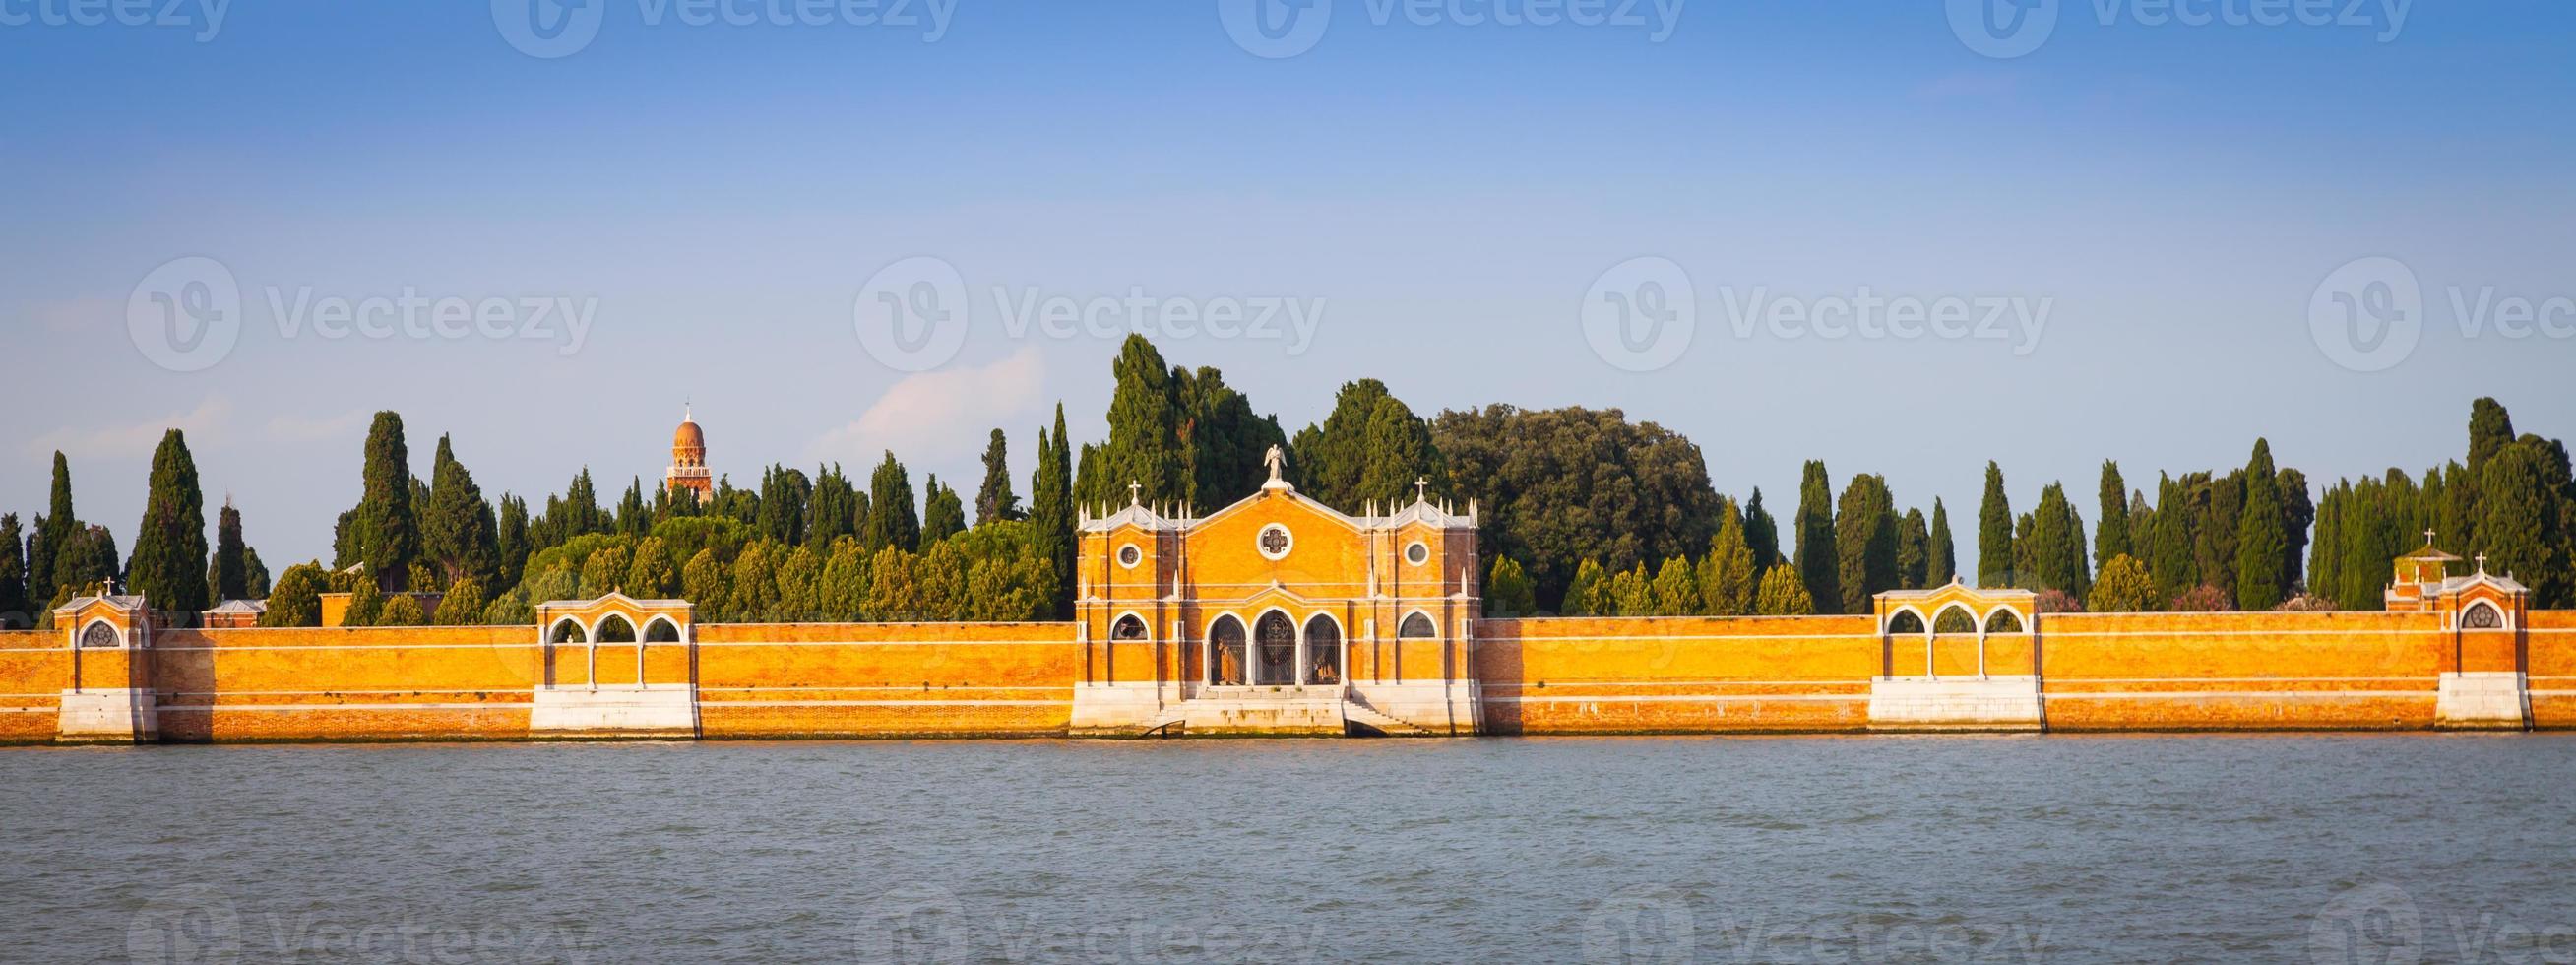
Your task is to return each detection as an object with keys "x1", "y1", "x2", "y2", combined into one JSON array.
[{"x1": 1340, "y1": 698, "x2": 1435, "y2": 738}]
